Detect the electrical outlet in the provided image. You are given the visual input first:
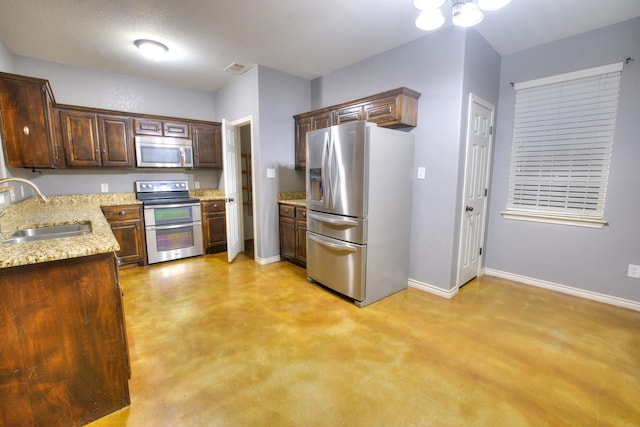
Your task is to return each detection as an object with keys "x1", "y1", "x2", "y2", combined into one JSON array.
[
  {"x1": 267, "y1": 168, "x2": 276, "y2": 178},
  {"x1": 194, "y1": 181, "x2": 200, "y2": 189},
  {"x1": 100, "y1": 183, "x2": 109, "y2": 193},
  {"x1": 628, "y1": 264, "x2": 640, "y2": 279}
]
